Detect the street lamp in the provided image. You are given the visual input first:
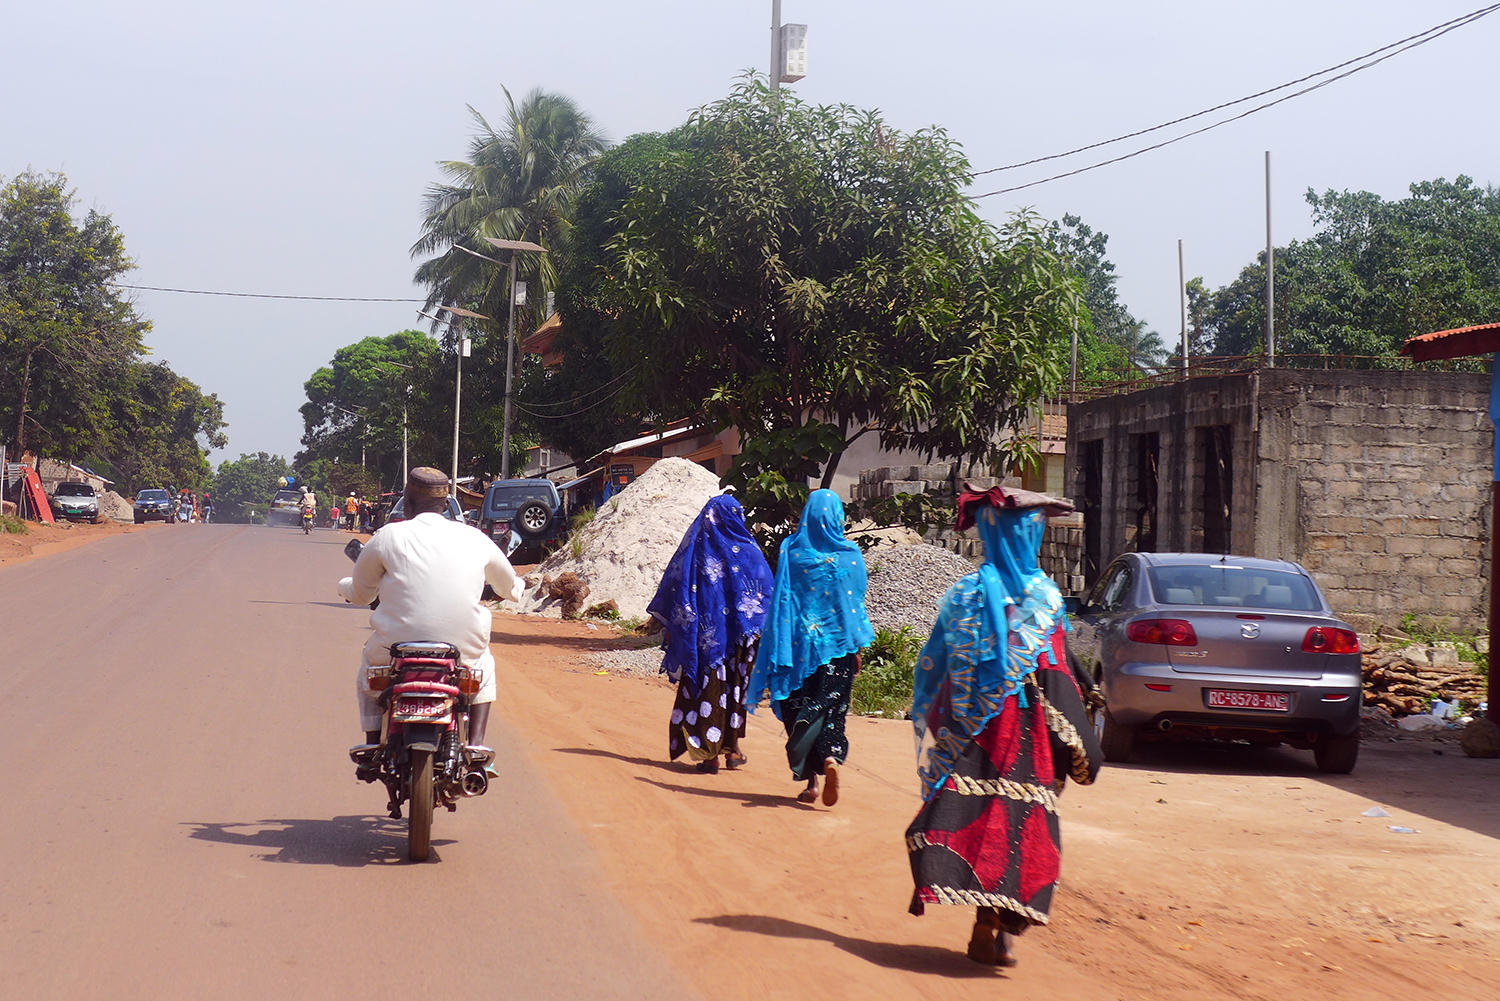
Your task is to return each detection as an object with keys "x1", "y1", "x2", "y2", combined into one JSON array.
[
  {"x1": 418, "y1": 305, "x2": 489, "y2": 495},
  {"x1": 377, "y1": 360, "x2": 413, "y2": 484},
  {"x1": 770, "y1": 1, "x2": 808, "y2": 92},
  {"x1": 482, "y1": 238, "x2": 547, "y2": 480}
]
